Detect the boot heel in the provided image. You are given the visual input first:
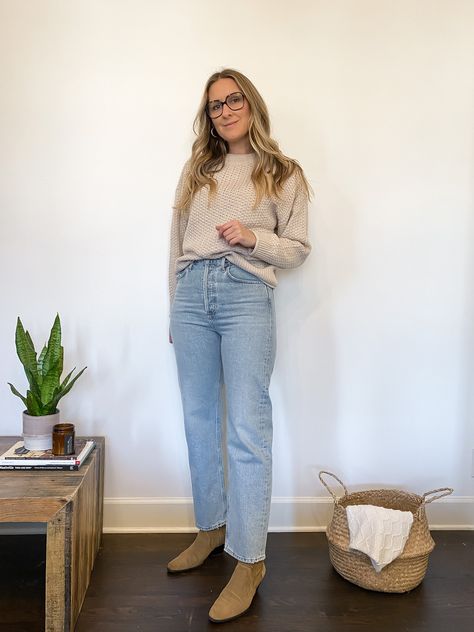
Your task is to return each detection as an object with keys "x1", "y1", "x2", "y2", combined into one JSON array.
[{"x1": 210, "y1": 544, "x2": 225, "y2": 556}]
